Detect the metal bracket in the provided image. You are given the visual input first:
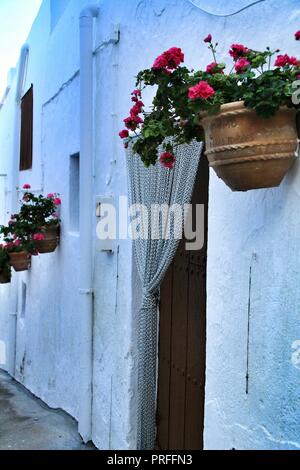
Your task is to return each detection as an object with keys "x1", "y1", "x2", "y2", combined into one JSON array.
[
  {"x1": 78, "y1": 288, "x2": 94, "y2": 295},
  {"x1": 93, "y1": 24, "x2": 120, "y2": 55}
]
